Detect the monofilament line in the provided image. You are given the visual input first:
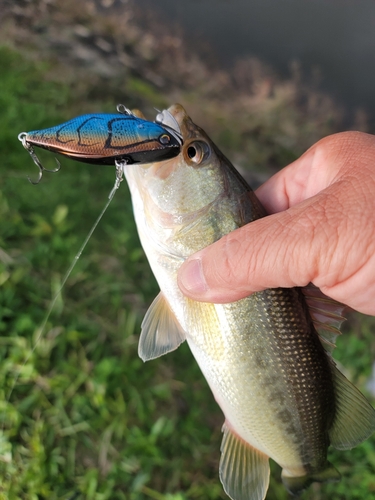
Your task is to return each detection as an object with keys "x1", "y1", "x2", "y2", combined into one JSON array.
[{"x1": 2, "y1": 161, "x2": 126, "y2": 428}]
